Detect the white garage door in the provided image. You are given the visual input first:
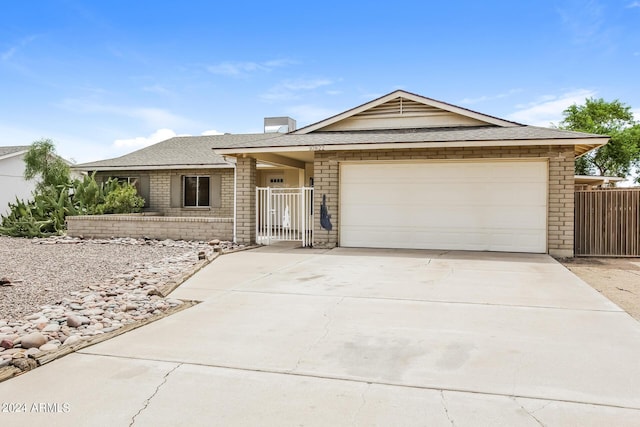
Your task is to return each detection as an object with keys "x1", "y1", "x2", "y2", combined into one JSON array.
[{"x1": 340, "y1": 160, "x2": 547, "y2": 253}]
